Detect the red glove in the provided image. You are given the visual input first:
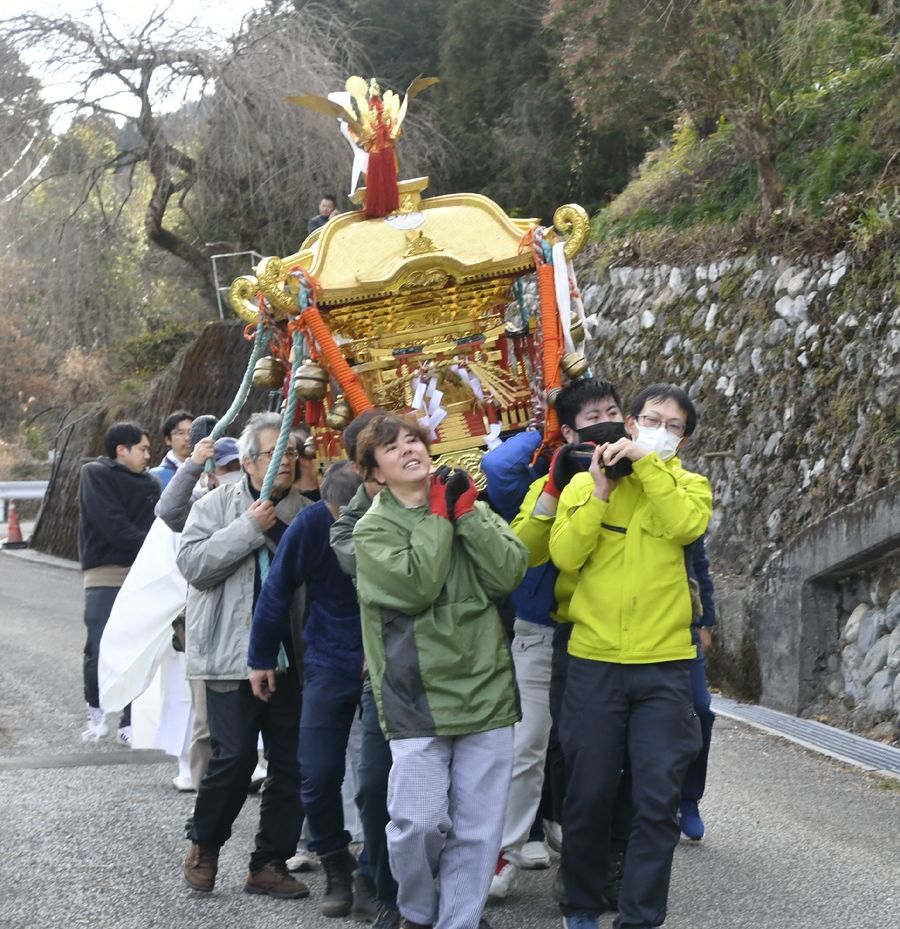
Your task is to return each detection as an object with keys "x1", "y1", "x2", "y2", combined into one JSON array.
[
  {"x1": 429, "y1": 466, "x2": 452, "y2": 519},
  {"x1": 445, "y1": 468, "x2": 479, "y2": 519}
]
